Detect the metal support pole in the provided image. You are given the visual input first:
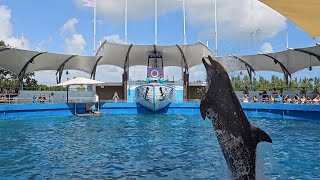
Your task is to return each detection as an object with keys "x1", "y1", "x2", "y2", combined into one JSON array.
[{"x1": 125, "y1": 0, "x2": 128, "y2": 44}]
